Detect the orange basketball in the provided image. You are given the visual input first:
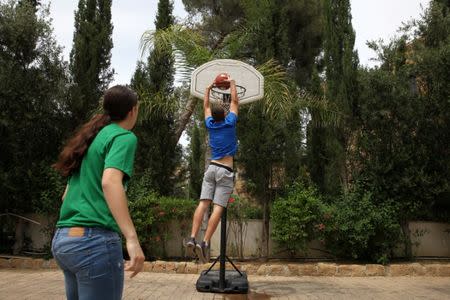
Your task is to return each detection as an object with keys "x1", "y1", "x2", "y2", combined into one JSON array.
[{"x1": 214, "y1": 73, "x2": 230, "y2": 90}]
